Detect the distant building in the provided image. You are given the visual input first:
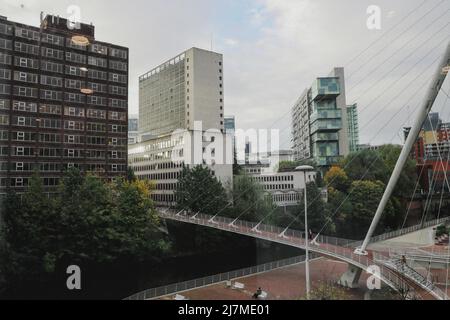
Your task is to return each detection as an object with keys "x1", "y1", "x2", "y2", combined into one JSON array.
[
  {"x1": 128, "y1": 115, "x2": 138, "y2": 144},
  {"x1": 291, "y1": 67, "x2": 350, "y2": 169},
  {"x1": 346, "y1": 104, "x2": 359, "y2": 153},
  {"x1": 247, "y1": 170, "x2": 316, "y2": 207},
  {"x1": 224, "y1": 115, "x2": 235, "y2": 133}
]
